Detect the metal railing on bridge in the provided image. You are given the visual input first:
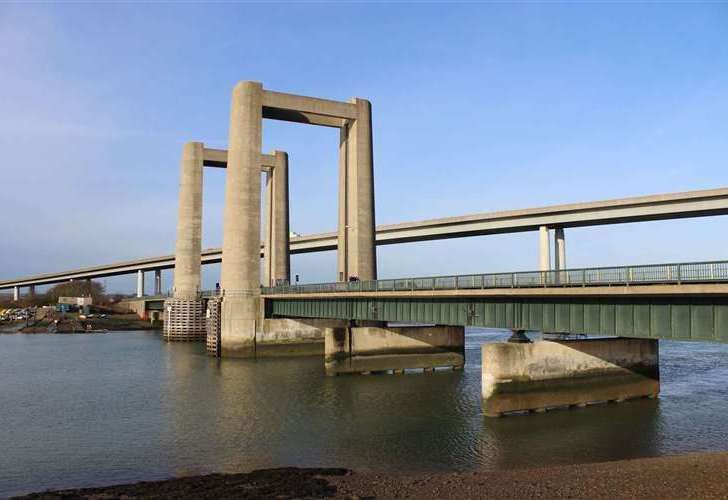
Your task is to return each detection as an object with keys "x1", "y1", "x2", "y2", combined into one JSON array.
[{"x1": 261, "y1": 260, "x2": 728, "y2": 295}]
